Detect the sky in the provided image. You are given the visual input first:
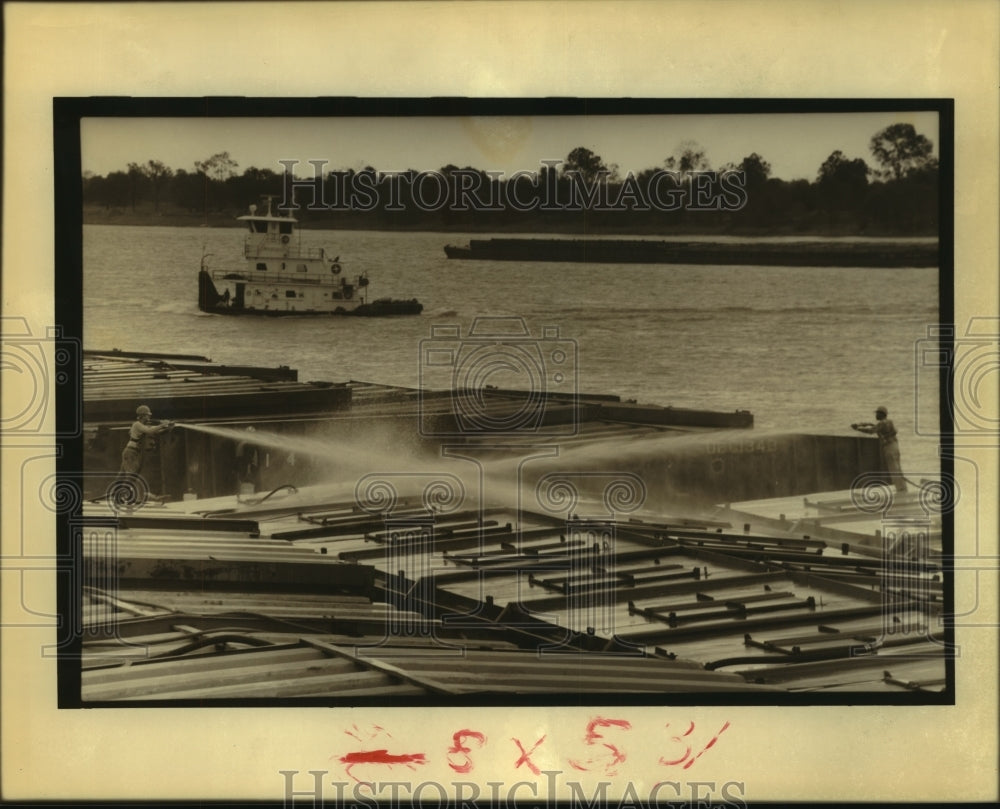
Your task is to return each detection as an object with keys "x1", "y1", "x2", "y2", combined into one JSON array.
[{"x1": 81, "y1": 111, "x2": 940, "y2": 182}]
